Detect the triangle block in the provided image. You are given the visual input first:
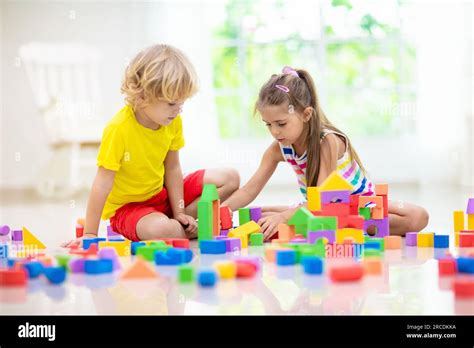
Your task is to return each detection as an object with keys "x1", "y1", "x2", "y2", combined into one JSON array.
[
  {"x1": 319, "y1": 172, "x2": 353, "y2": 192},
  {"x1": 22, "y1": 226, "x2": 46, "y2": 249},
  {"x1": 120, "y1": 258, "x2": 158, "y2": 280},
  {"x1": 200, "y1": 184, "x2": 219, "y2": 202}
]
